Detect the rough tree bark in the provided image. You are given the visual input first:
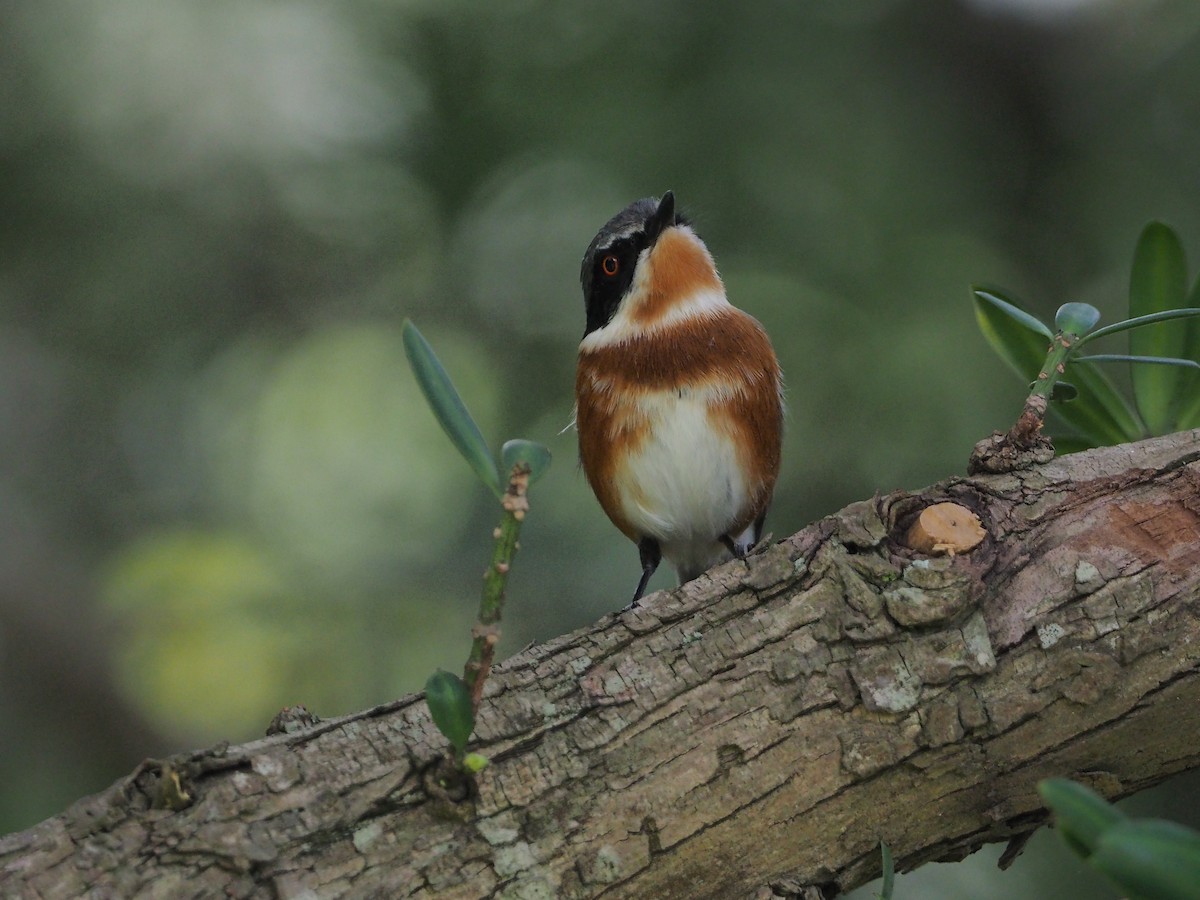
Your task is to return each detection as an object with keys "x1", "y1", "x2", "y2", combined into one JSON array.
[{"x1": 3, "y1": 430, "x2": 1200, "y2": 899}]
